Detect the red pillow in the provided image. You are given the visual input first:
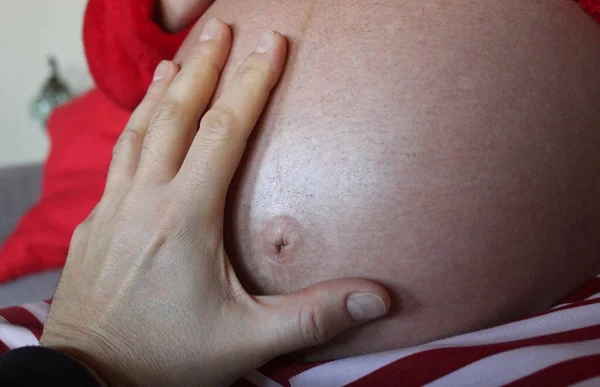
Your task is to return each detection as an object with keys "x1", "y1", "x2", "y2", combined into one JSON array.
[{"x1": 0, "y1": 89, "x2": 129, "y2": 282}]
